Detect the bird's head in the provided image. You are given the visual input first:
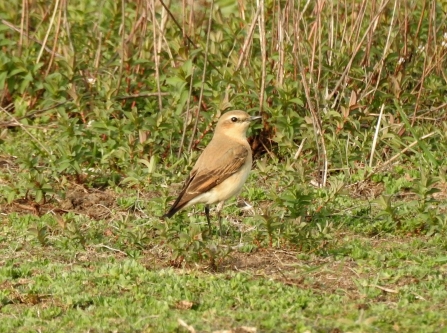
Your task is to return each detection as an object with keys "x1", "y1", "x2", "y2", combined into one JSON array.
[{"x1": 215, "y1": 110, "x2": 261, "y2": 139}]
